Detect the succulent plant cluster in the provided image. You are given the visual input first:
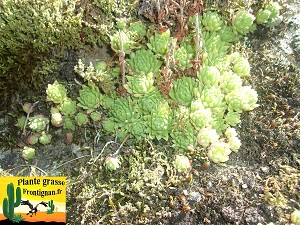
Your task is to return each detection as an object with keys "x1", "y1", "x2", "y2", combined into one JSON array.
[
  {"x1": 18, "y1": 7, "x2": 283, "y2": 165},
  {"x1": 97, "y1": 9, "x2": 268, "y2": 164}
]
